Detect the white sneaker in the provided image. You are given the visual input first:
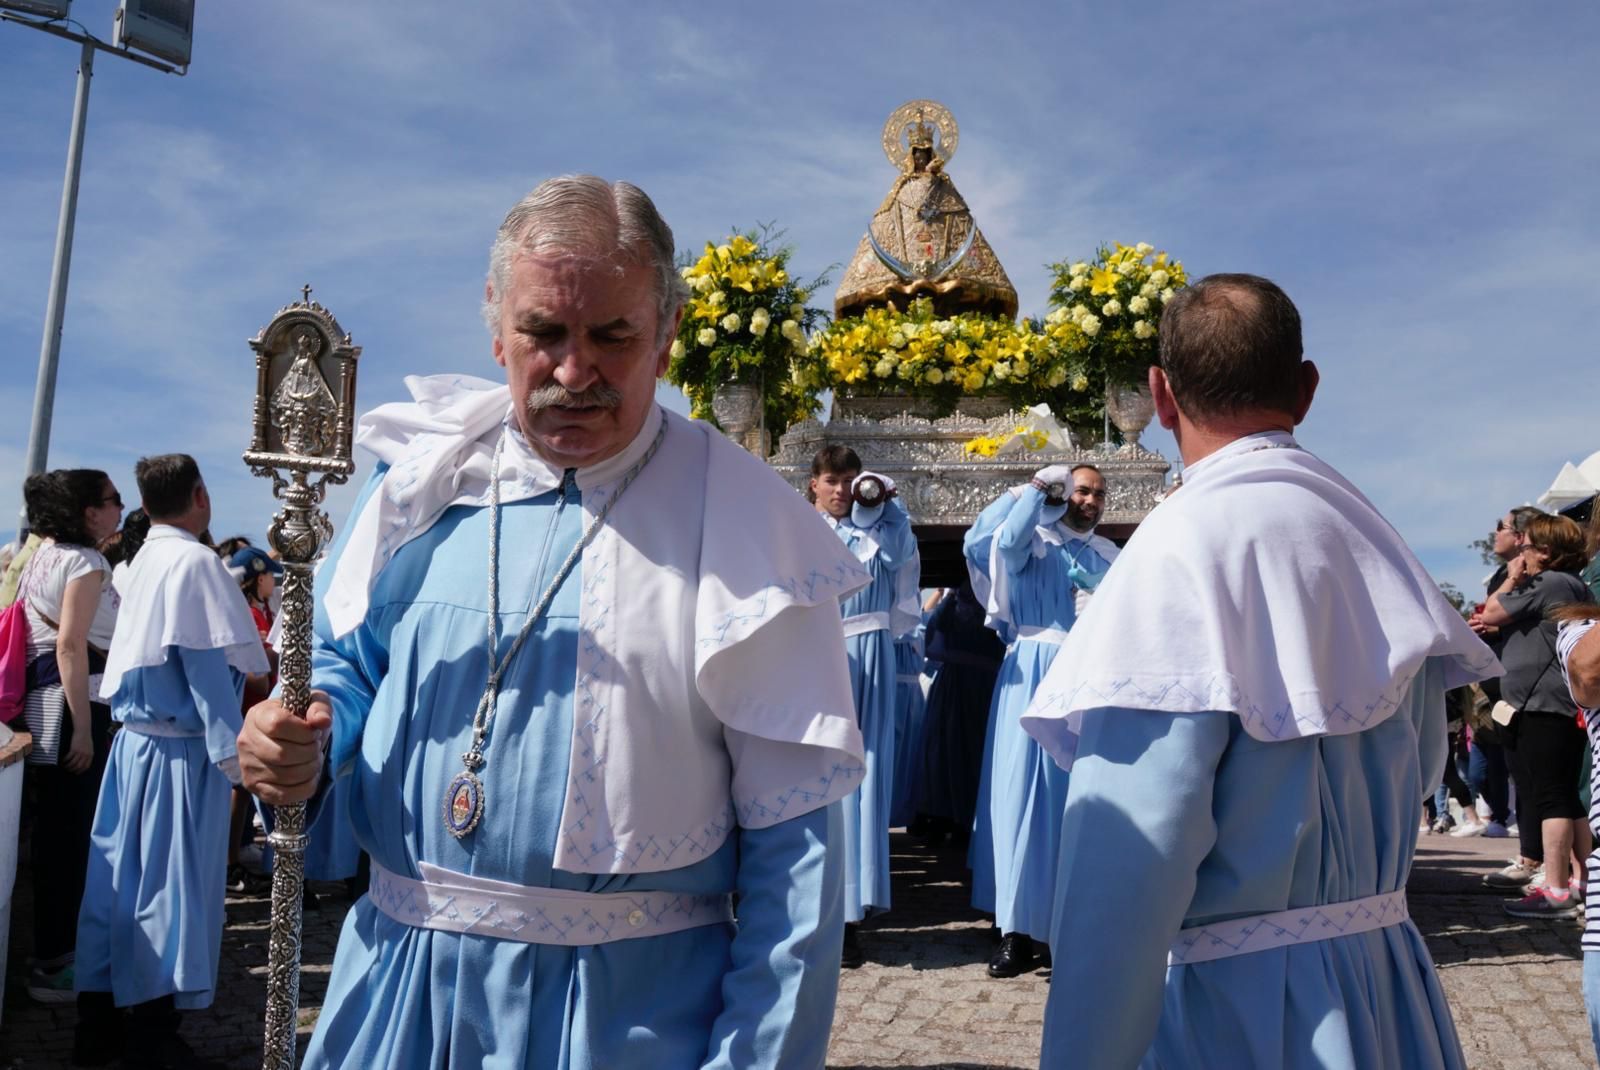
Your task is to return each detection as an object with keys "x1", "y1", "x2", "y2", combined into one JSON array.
[
  {"x1": 1450, "y1": 820, "x2": 1486, "y2": 838},
  {"x1": 1485, "y1": 860, "x2": 1542, "y2": 889}
]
